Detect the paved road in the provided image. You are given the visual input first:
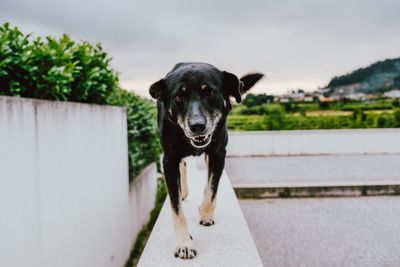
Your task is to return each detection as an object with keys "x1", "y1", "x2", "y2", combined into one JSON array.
[
  {"x1": 226, "y1": 154, "x2": 400, "y2": 185},
  {"x1": 240, "y1": 197, "x2": 400, "y2": 267}
]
